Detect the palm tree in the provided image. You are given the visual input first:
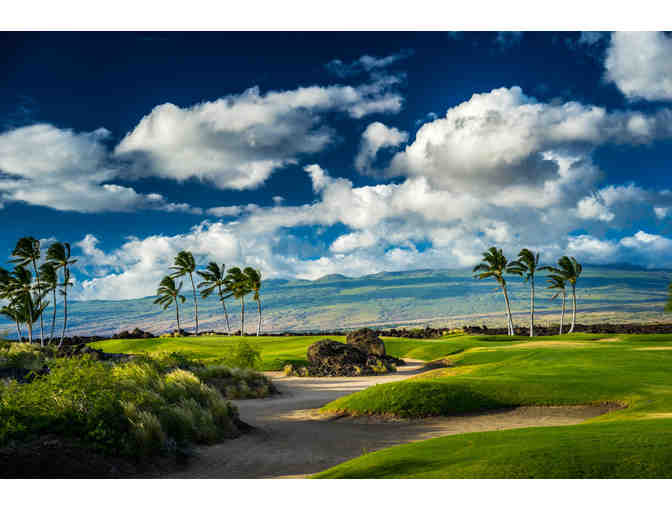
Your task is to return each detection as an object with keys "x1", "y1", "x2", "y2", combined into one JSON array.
[
  {"x1": 547, "y1": 274, "x2": 567, "y2": 335},
  {"x1": 473, "y1": 247, "x2": 517, "y2": 336},
  {"x1": 46, "y1": 242, "x2": 77, "y2": 348},
  {"x1": 197, "y1": 262, "x2": 232, "y2": 335},
  {"x1": 6, "y1": 266, "x2": 37, "y2": 343},
  {"x1": 39, "y1": 262, "x2": 59, "y2": 343},
  {"x1": 225, "y1": 266, "x2": 251, "y2": 335},
  {"x1": 244, "y1": 267, "x2": 263, "y2": 336},
  {"x1": 154, "y1": 276, "x2": 186, "y2": 332},
  {"x1": 509, "y1": 248, "x2": 542, "y2": 337},
  {"x1": 10, "y1": 237, "x2": 45, "y2": 345},
  {"x1": 171, "y1": 251, "x2": 199, "y2": 335},
  {"x1": 544, "y1": 256, "x2": 582, "y2": 333}
]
